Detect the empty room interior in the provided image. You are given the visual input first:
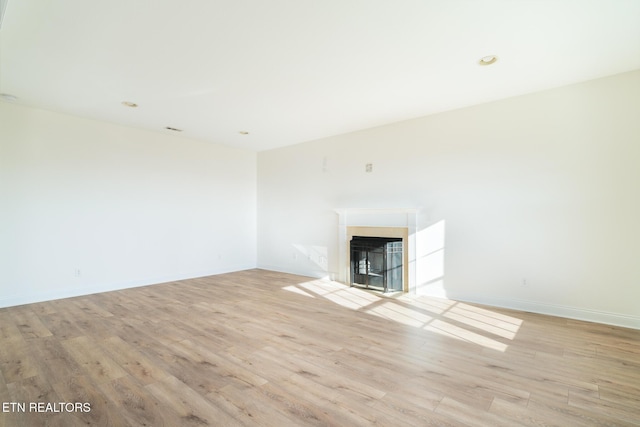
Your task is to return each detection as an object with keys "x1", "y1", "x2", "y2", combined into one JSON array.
[{"x1": 1, "y1": 1, "x2": 640, "y2": 426}]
